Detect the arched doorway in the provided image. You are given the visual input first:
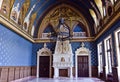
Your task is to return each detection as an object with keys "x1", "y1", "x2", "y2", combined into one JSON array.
[
  {"x1": 75, "y1": 43, "x2": 91, "y2": 78},
  {"x1": 37, "y1": 43, "x2": 52, "y2": 78}
]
